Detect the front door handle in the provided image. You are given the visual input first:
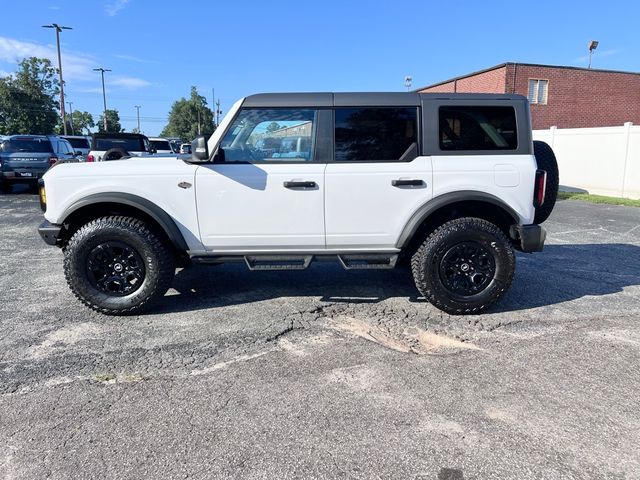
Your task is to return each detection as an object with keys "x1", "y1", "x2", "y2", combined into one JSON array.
[
  {"x1": 284, "y1": 180, "x2": 317, "y2": 189},
  {"x1": 392, "y1": 179, "x2": 425, "y2": 187}
]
